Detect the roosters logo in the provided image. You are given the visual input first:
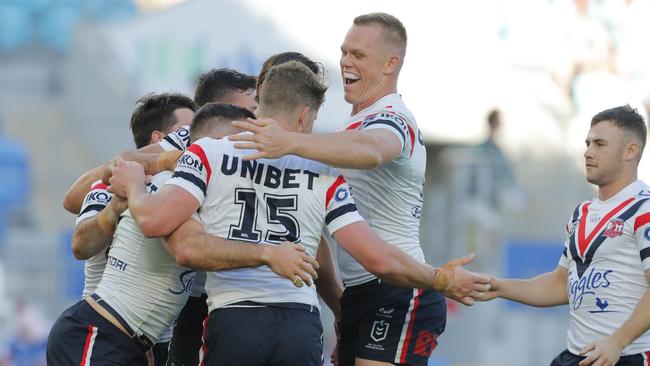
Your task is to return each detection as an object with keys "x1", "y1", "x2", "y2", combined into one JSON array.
[{"x1": 603, "y1": 219, "x2": 624, "y2": 238}]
